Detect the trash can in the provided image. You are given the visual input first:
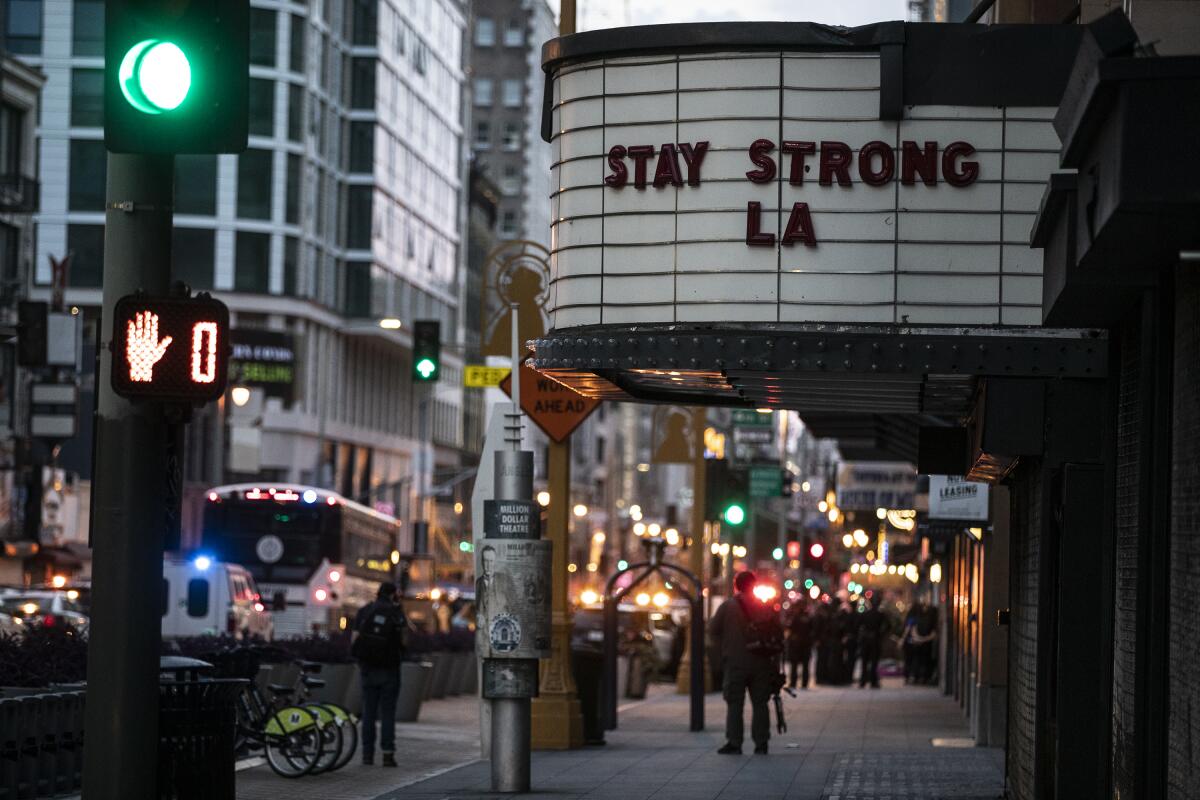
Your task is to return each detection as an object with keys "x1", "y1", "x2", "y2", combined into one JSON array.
[
  {"x1": 158, "y1": 657, "x2": 248, "y2": 800},
  {"x1": 570, "y1": 649, "x2": 605, "y2": 745}
]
